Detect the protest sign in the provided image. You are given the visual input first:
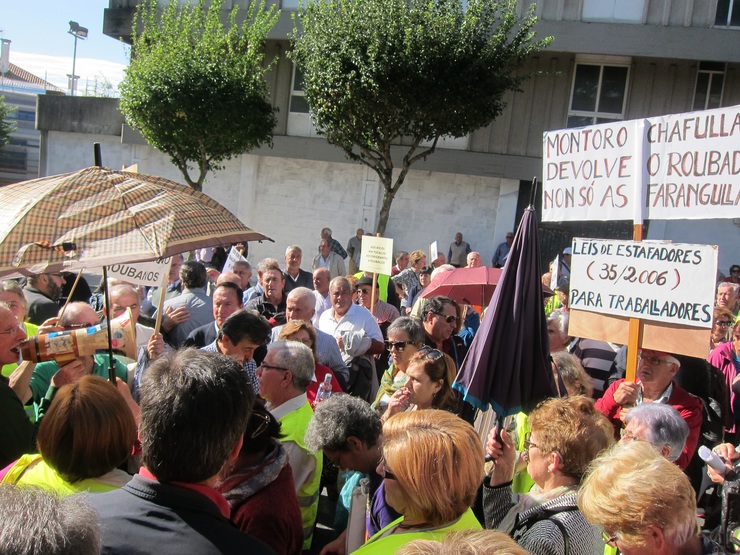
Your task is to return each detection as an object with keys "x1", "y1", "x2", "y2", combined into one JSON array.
[
  {"x1": 430, "y1": 241, "x2": 439, "y2": 264},
  {"x1": 359, "y1": 236, "x2": 393, "y2": 275},
  {"x1": 222, "y1": 246, "x2": 248, "y2": 273},
  {"x1": 569, "y1": 238, "x2": 718, "y2": 328},
  {"x1": 107, "y1": 257, "x2": 173, "y2": 287}
]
